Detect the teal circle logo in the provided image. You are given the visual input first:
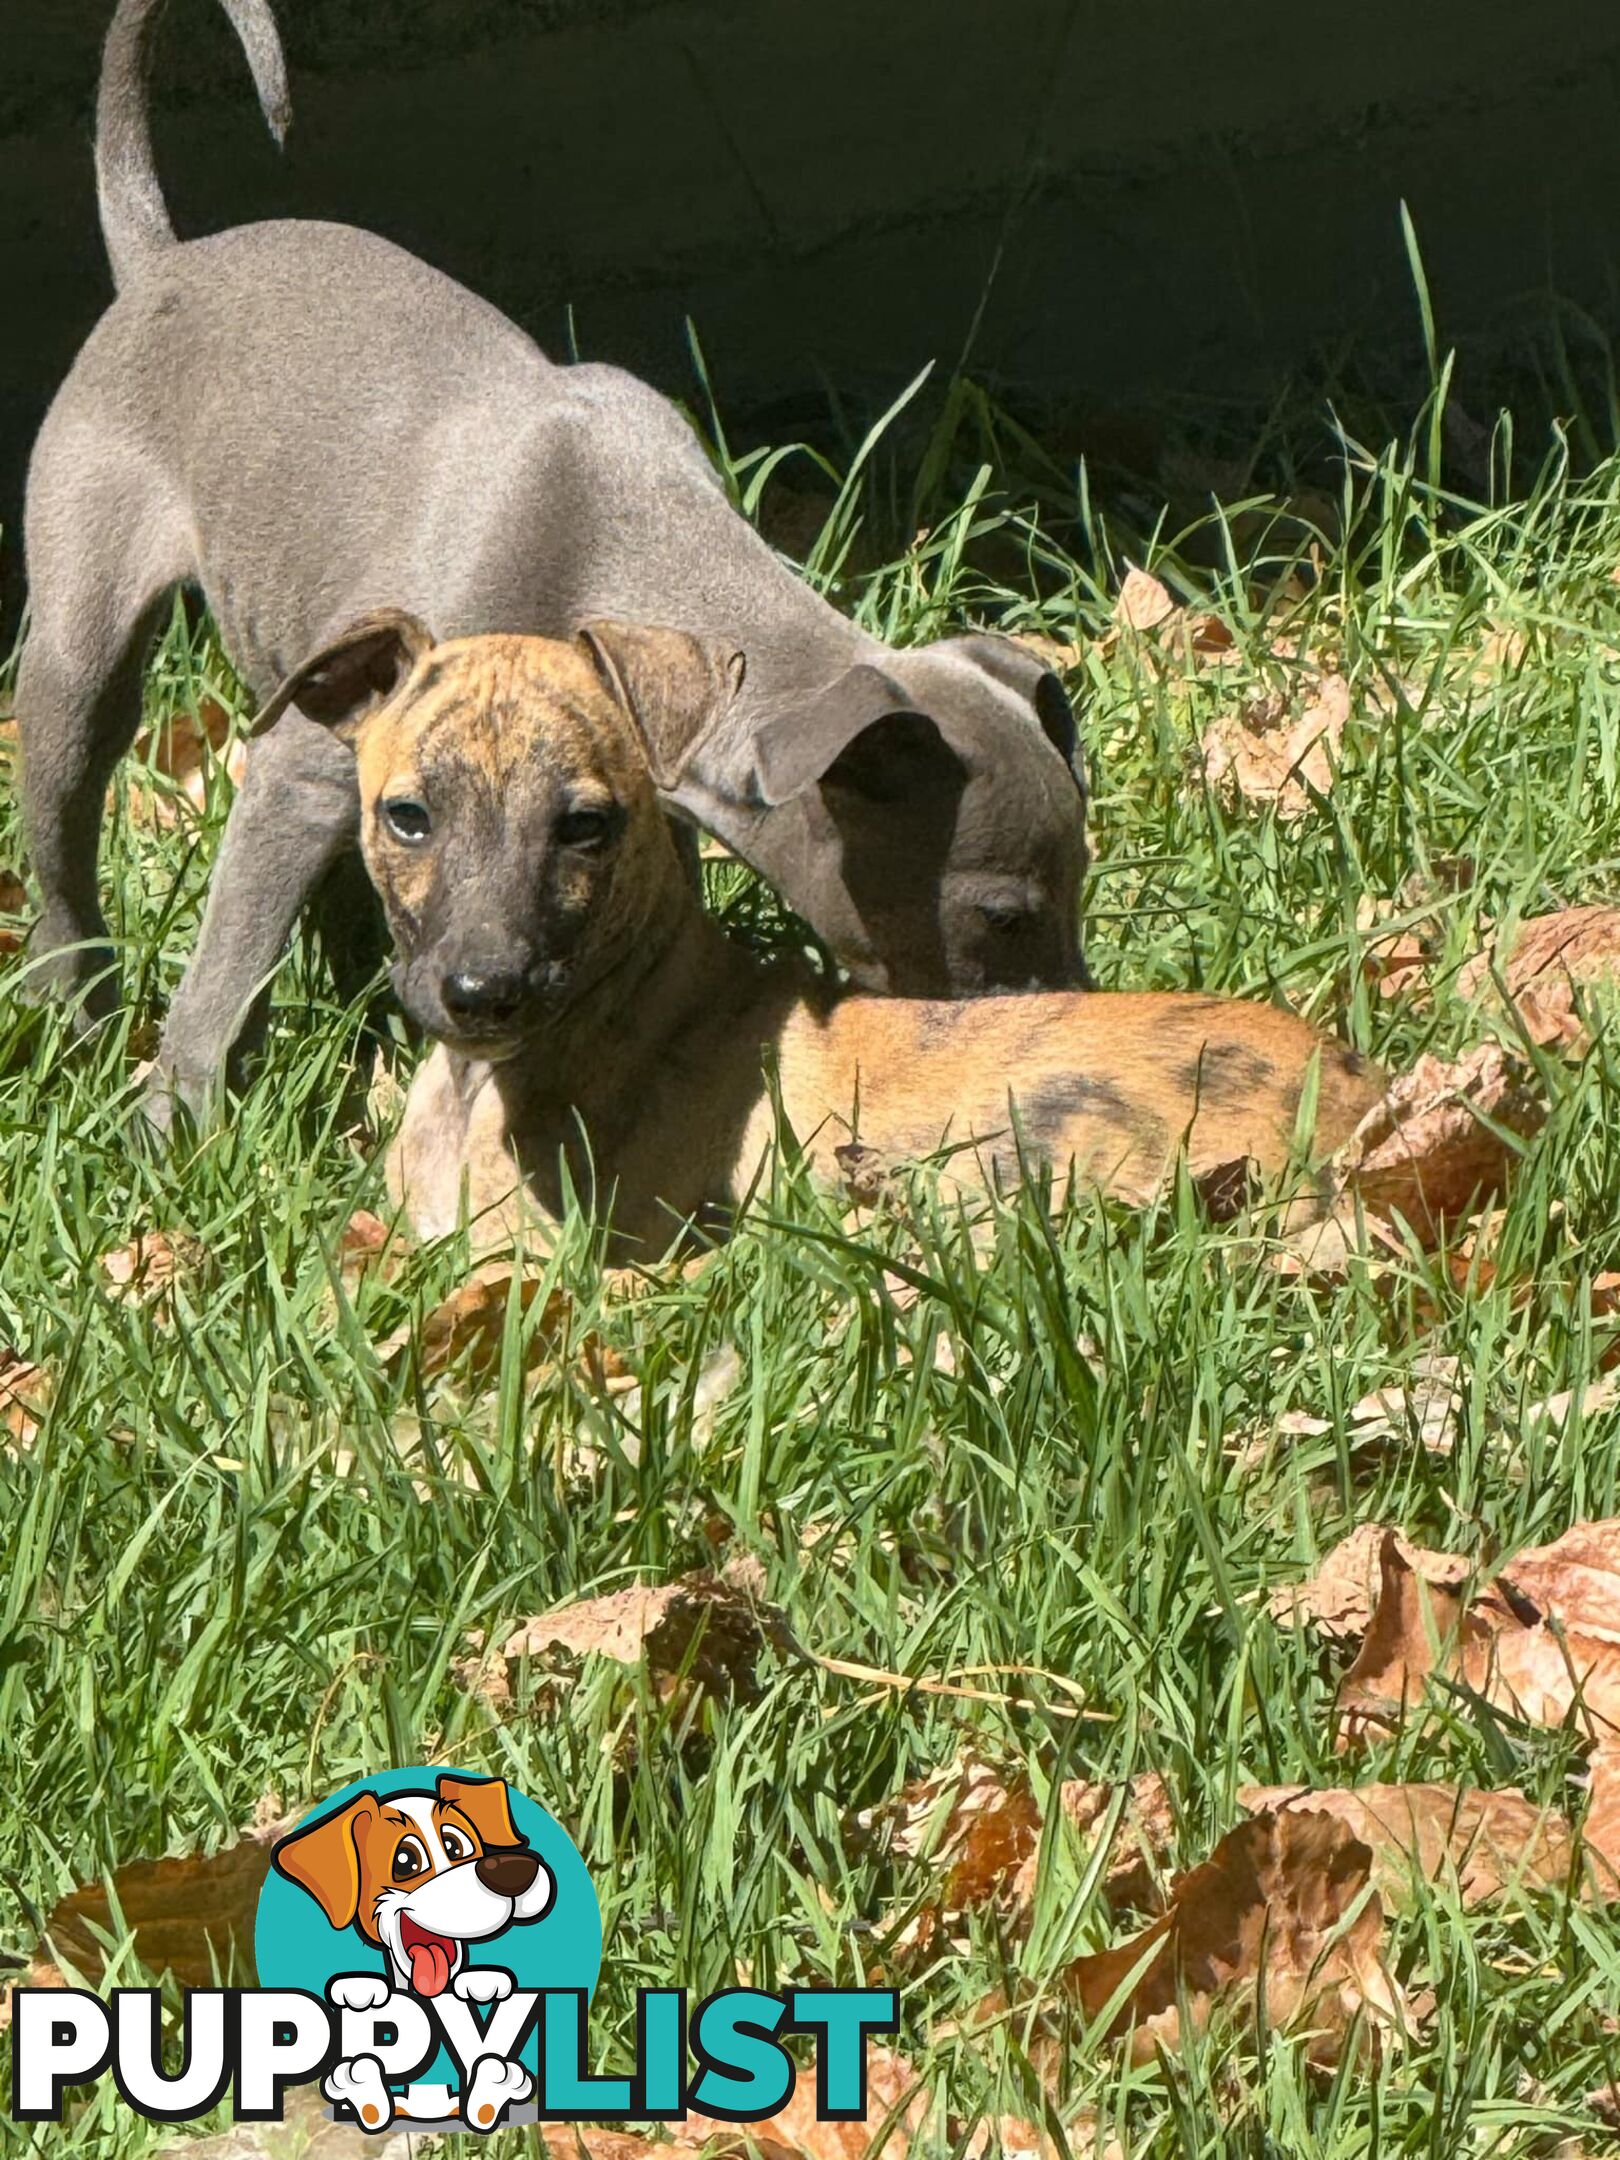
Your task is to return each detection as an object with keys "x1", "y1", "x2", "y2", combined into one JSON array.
[{"x1": 255, "y1": 1767, "x2": 599, "y2": 2093}]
